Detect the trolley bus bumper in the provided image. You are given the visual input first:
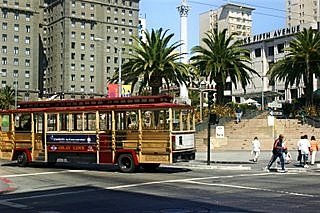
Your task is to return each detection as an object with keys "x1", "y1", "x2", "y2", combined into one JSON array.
[{"x1": 172, "y1": 149, "x2": 196, "y2": 162}]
